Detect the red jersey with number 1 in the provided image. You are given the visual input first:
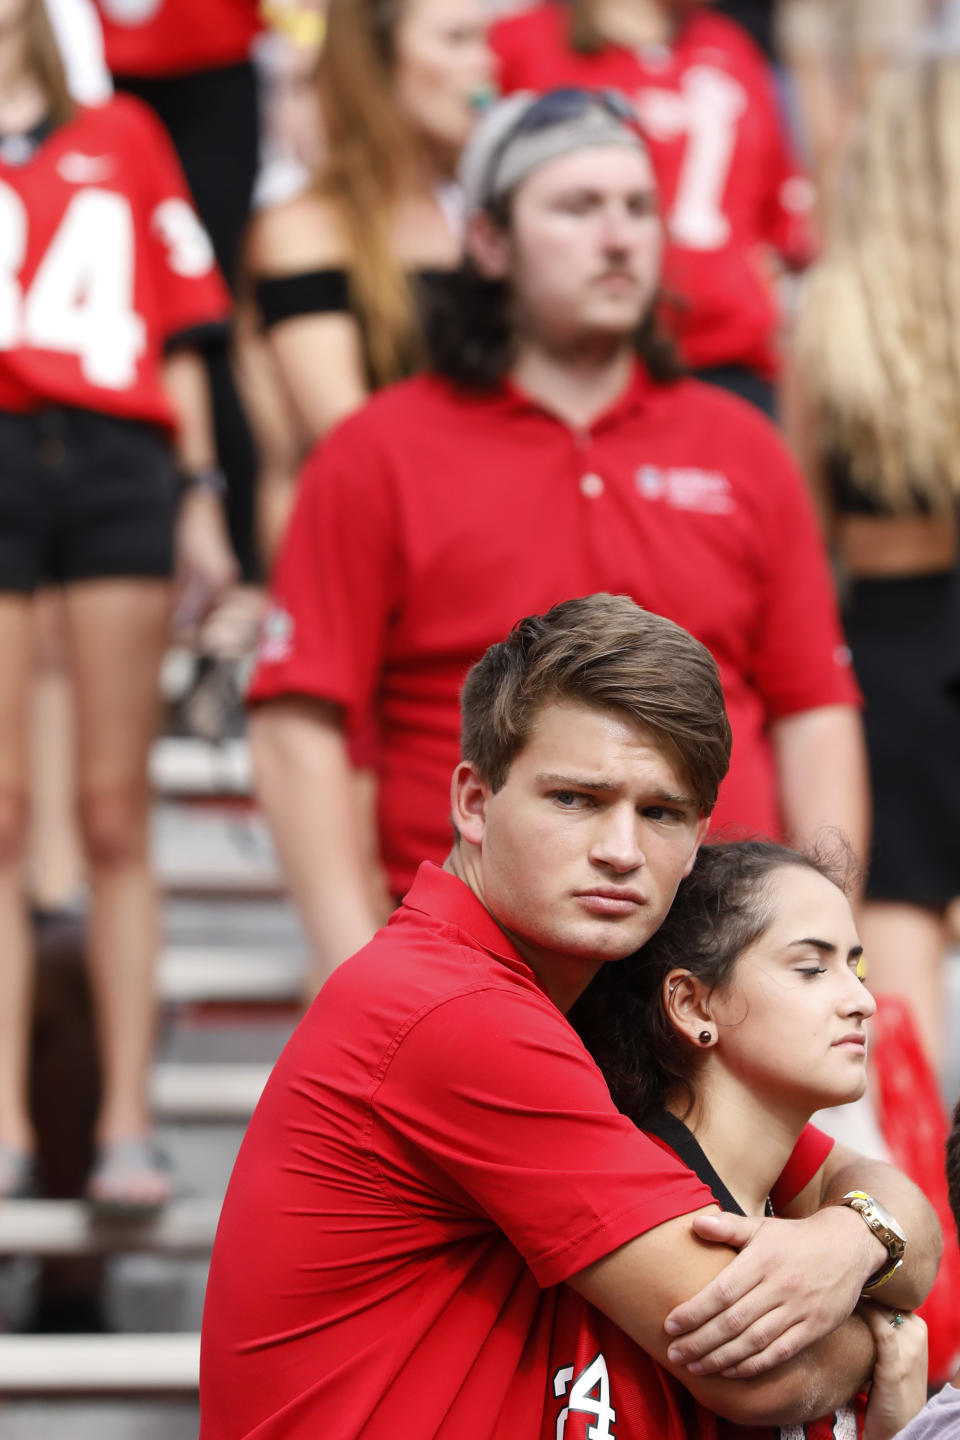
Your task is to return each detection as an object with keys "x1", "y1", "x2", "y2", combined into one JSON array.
[
  {"x1": 0, "y1": 97, "x2": 231, "y2": 431},
  {"x1": 95, "y1": 0, "x2": 262, "y2": 78},
  {"x1": 491, "y1": 4, "x2": 814, "y2": 376}
]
